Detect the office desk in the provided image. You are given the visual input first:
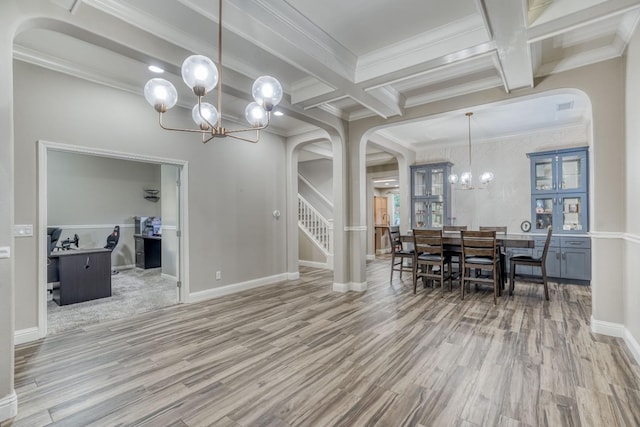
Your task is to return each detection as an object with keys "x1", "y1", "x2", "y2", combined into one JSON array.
[
  {"x1": 48, "y1": 248, "x2": 112, "y2": 305},
  {"x1": 134, "y1": 234, "x2": 161, "y2": 269}
]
